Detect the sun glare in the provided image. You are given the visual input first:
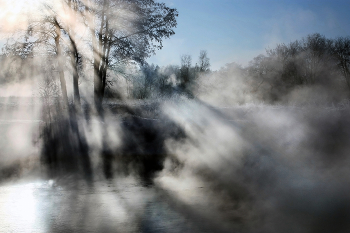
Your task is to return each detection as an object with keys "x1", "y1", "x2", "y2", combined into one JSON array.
[
  {"x1": 0, "y1": 0, "x2": 47, "y2": 32},
  {"x1": 12, "y1": 0, "x2": 44, "y2": 13},
  {"x1": 0, "y1": 183, "x2": 44, "y2": 232}
]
